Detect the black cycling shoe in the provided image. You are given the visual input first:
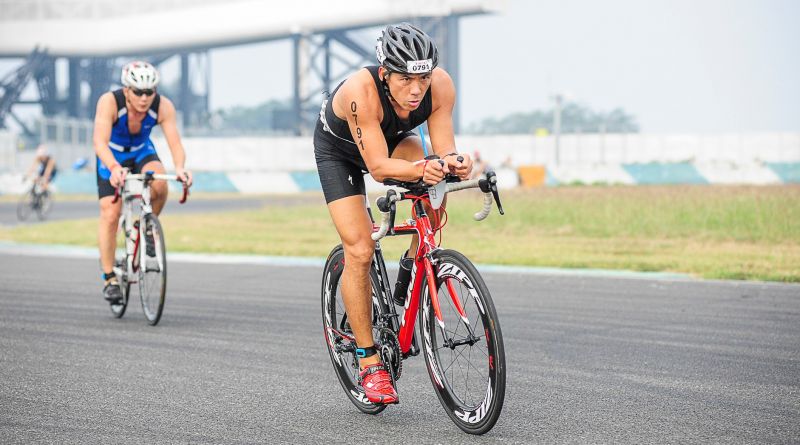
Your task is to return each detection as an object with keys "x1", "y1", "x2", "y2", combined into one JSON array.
[{"x1": 103, "y1": 281, "x2": 123, "y2": 304}]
